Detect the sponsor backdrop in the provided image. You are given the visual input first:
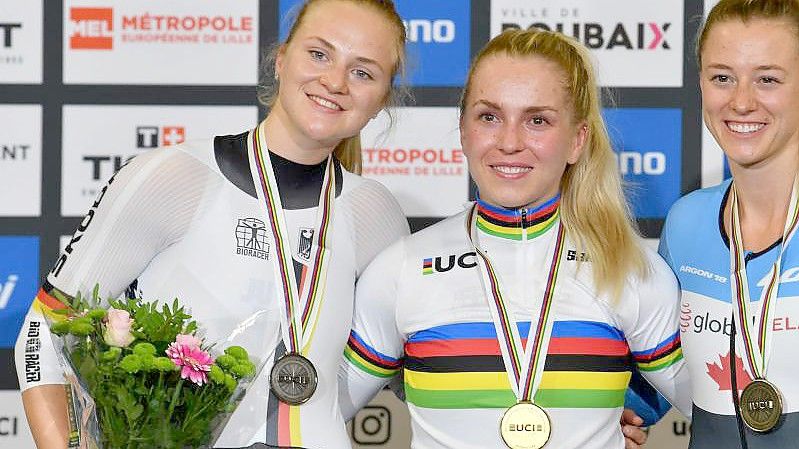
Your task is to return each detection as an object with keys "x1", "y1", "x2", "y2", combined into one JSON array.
[{"x1": 0, "y1": 0, "x2": 725, "y2": 447}]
